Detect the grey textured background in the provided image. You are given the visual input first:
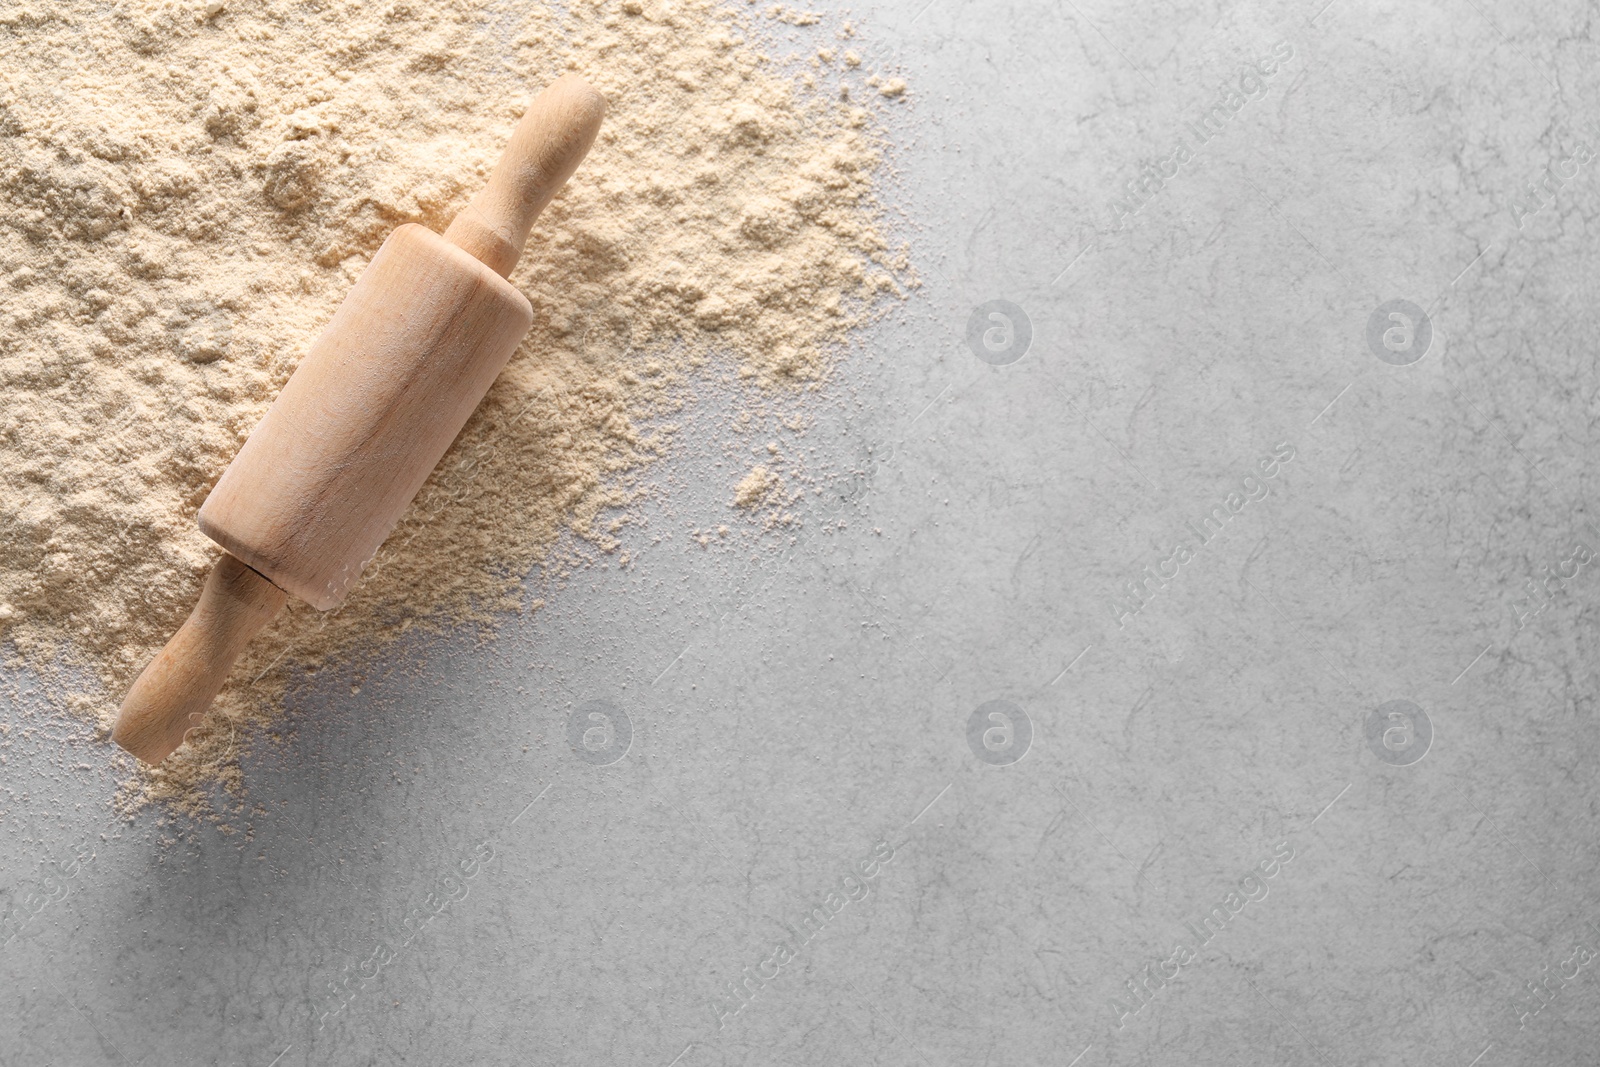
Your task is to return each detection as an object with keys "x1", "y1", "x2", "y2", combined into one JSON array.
[{"x1": 6, "y1": 0, "x2": 1600, "y2": 1063}]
